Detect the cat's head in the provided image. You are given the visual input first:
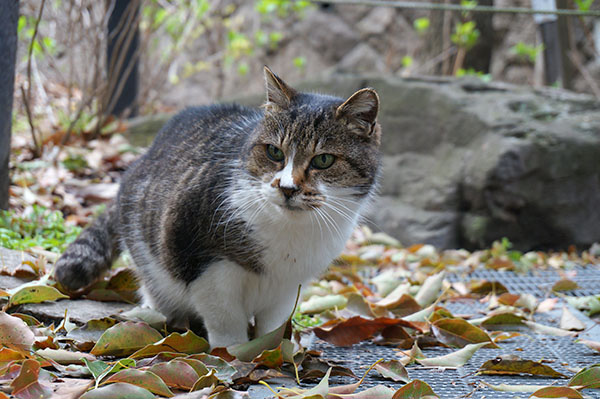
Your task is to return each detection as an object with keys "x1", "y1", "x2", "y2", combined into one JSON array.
[{"x1": 244, "y1": 67, "x2": 381, "y2": 218}]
